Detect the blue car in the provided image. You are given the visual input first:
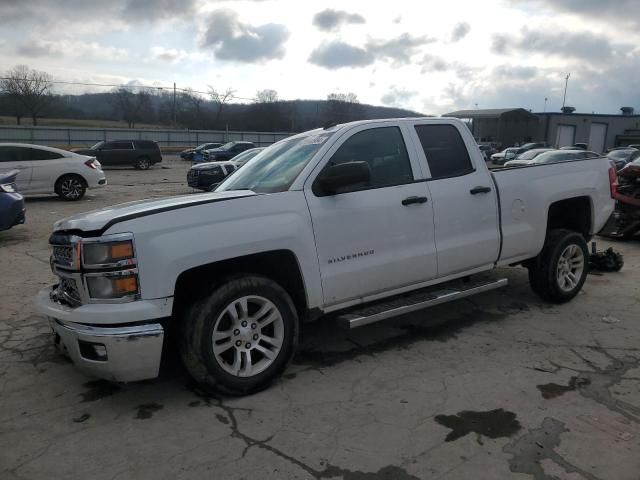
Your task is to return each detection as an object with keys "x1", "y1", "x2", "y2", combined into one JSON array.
[{"x1": 0, "y1": 170, "x2": 25, "y2": 231}]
